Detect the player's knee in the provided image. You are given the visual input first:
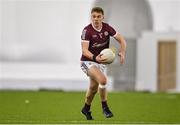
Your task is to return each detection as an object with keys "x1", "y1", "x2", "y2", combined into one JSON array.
[{"x1": 98, "y1": 77, "x2": 107, "y2": 85}]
